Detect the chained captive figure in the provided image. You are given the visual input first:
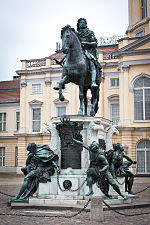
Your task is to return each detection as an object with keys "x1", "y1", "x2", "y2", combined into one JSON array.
[
  {"x1": 10, "y1": 143, "x2": 59, "y2": 202},
  {"x1": 54, "y1": 18, "x2": 102, "y2": 90},
  {"x1": 73, "y1": 138, "x2": 128, "y2": 199},
  {"x1": 109, "y1": 143, "x2": 136, "y2": 195}
]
